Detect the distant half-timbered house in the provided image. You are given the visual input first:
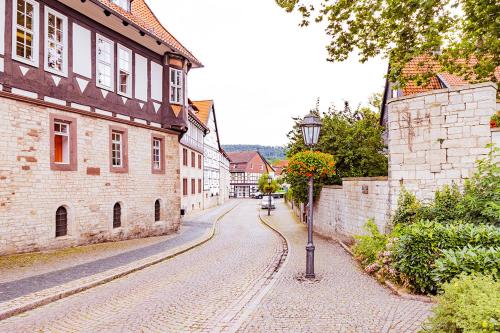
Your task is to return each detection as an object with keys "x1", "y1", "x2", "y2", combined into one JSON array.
[{"x1": 0, "y1": 0, "x2": 202, "y2": 254}]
